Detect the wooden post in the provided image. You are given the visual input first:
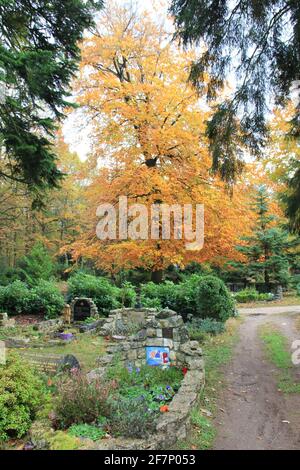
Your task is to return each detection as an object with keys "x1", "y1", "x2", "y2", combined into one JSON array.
[{"x1": 63, "y1": 304, "x2": 72, "y2": 324}]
